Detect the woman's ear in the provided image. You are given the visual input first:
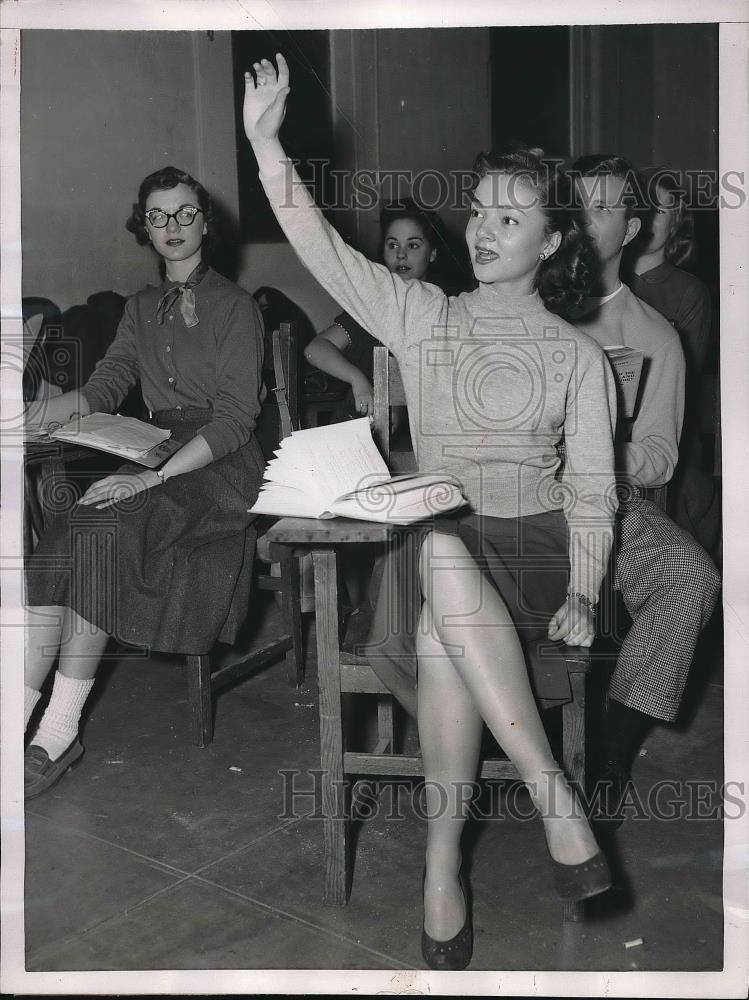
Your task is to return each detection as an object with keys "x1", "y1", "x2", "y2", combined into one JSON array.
[
  {"x1": 543, "y1": 230, "x2": 562, "y2": 259},
  {"x1": 429, "y1": 247, "x2": 437, "y2": 263},
  {"x1": 202, "y1": 222, "x2": 208, "y2": 236}
]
